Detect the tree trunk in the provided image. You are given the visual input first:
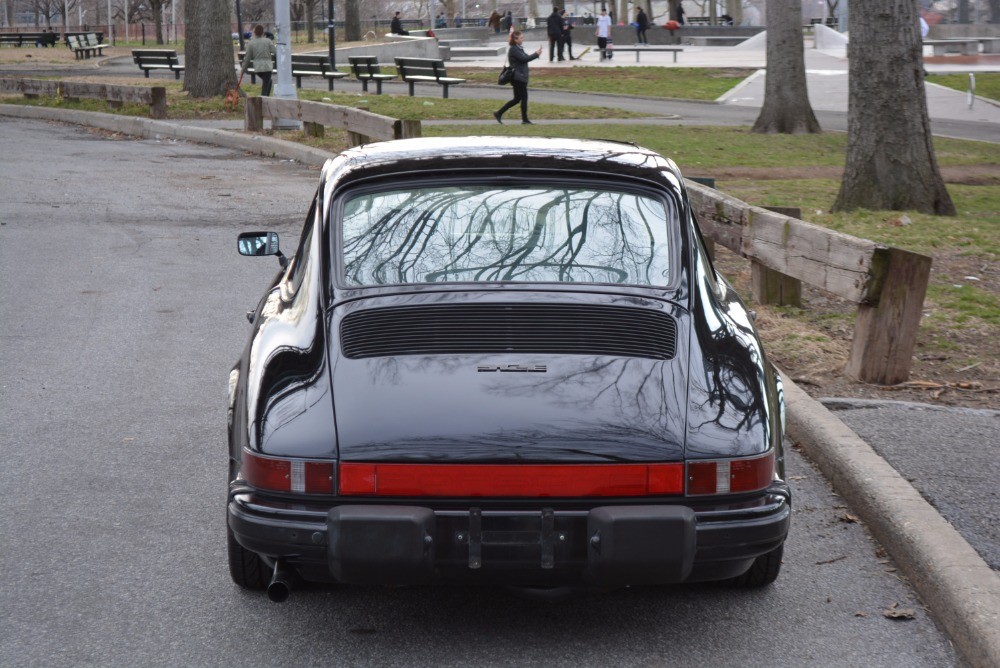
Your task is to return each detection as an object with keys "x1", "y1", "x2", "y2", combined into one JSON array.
[
  {"x1": 832, "y1": 0, "x2": 955, "y2": 215},
  {"x1": 751, "y1": 0, "x2": 821, "y2": 134},
  {"x1": 667, "y1": 0, "x2": 681, "y2": 22},
  {"x1": 345, "y1": 0, "x2": 361, "y2": 42},
  {"x1": 184, "y1": 0, "x2": 237, "y2": 98},
  {"x1": 306, "y1": 0, "x2": 315, "y2": 42},
  {"x1": 957, "y1": 0, "x2": 970, "y2": 23},
  {"x1": 726, "y1": 0, "x2": 743, "y2": 24}
]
